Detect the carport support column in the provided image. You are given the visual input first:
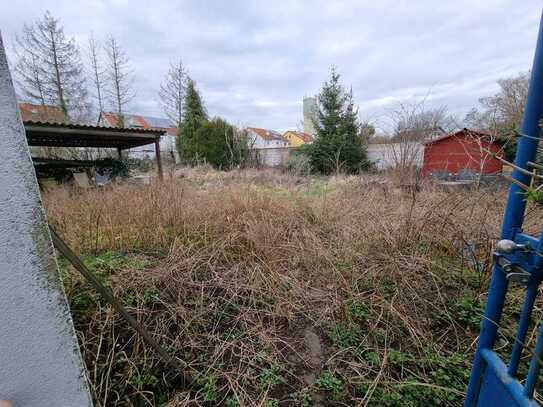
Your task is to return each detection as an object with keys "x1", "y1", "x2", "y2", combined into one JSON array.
[
  {"x1": 155, "y1": 137, "x2": 163, "y2": 180},
  {"x1": 0, "y1": 34, "x2": 93, "y2": 405}
]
